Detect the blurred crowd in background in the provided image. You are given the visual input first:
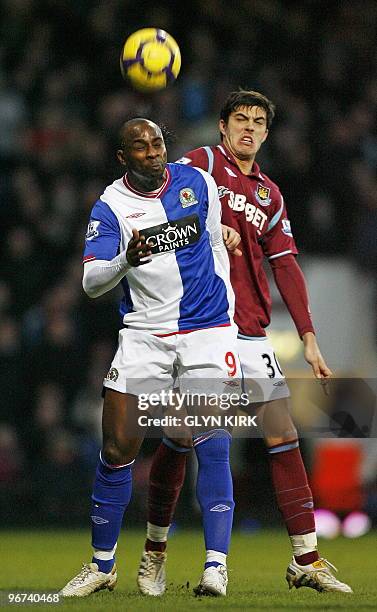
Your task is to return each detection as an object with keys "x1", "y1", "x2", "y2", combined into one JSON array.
[{"x1": 1, "y1": 0, "x2": 376, "y2": 528}]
